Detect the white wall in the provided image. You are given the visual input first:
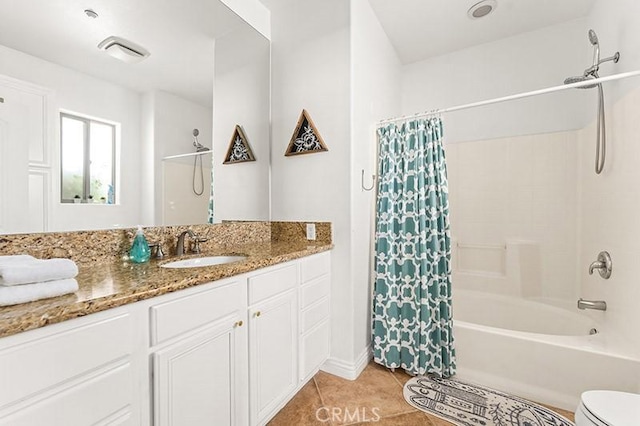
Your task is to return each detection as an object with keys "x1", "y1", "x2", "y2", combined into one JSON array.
[
  {"x1": 219, "y1": 0, "x2": 271, "y2": 40},
  {"x1": 587, "y1": 0, "x2": 640, "y2": 104},
  {"x1": 213, "y1": 27, "x2": 270, "y2": 221},
  {"x1": 350, "y1": 0, "x2": 402, "y2": 365},
  {"x1": 270, "y1": 0, "x2": 354, "y2": 364},
  {"x1": 402, "y1": 18, "x2": 592, "y2": 143},
  {"x1": 0, "y1": 44, "x2": 143, "y2": 232}
]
